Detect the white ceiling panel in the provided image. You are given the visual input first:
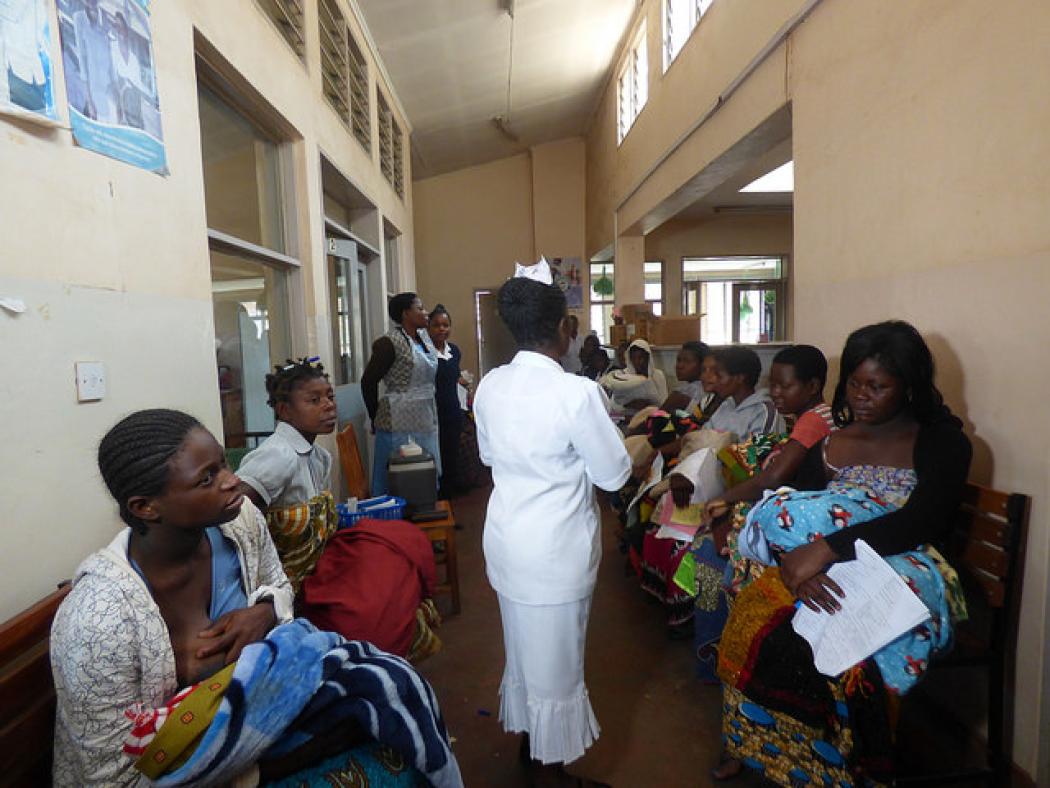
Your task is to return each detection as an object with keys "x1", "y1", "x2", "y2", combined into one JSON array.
[{"x1": 356, "y1": 0, "x2": 638, "y2": 179}]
